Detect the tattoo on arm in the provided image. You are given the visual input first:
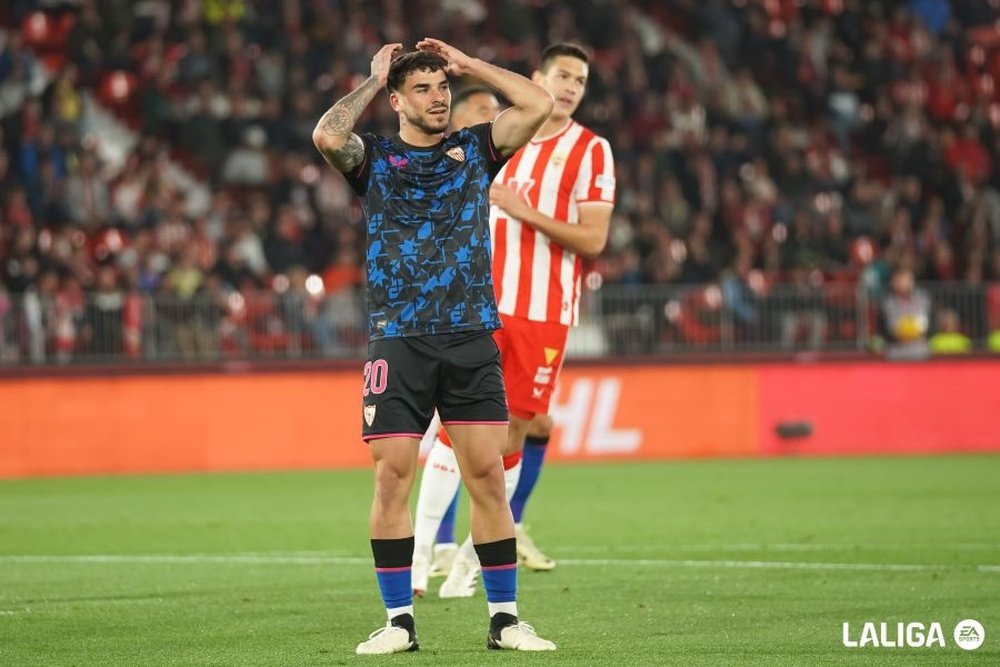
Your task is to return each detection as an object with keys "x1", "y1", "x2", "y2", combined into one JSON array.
[
  {"x1": 315, "y1": 77, "x2": 380, "y2": 172},
  {"x1": 324, "y1": 134, "x2": 365, "y2": 173}
]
